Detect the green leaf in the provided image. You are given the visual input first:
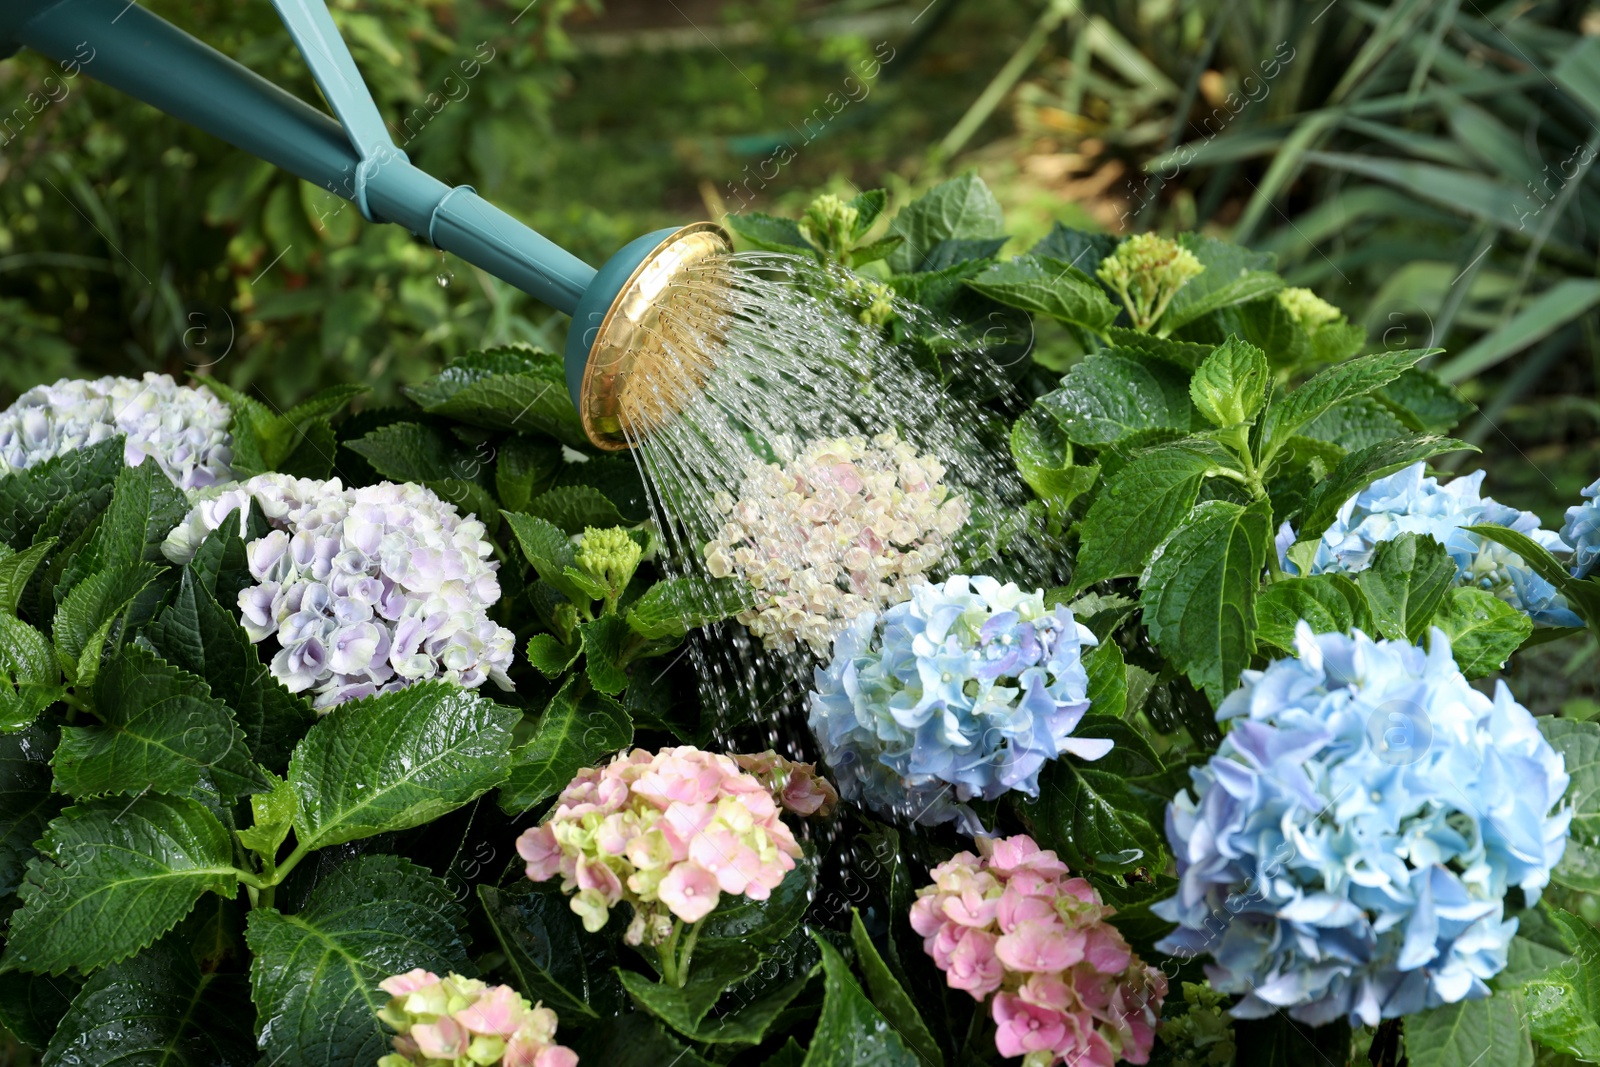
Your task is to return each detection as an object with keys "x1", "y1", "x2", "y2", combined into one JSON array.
[
  {"x1": 726, "y1": 212, "x2": 816, "y2": 254},
  {"x1": 0, "y1": 968, "x2": 80, "y2": 1052},
  {"x1": 1039, "y1": 350, "x2": 1194, "y2": 448},
  {"x1": 288, "y1": 682, "x2": 518, "y2": 849},
  {"x1": 1008, "y1": 411, "x2": 1098, "y2": 522},
  {"x1": 281, "y1": 383, "x2": 366, "y2": 426},
  {"x1": 0, "y1": 723, "x2": 66, "y2": 925},
  {"x1": 803, "y1": 933, "x2": 920, "y2": 1067},
  {"x1": 41, "y1": 932, "x2": 255, "y2": 1066},
  {"x1": 498, "y1": 678, "x2": 631, "y2": 814},
  {"x1": 404, "y1": 346, "x2": 563, "y2": 408},
  {"x1": 967, "y1": 255, "x2": 1119, "y2": 333},
  {"x1": 246, "y1": 854, "x2": 469, "y2": 1067},
  {"x1": 1161, "y1": 235, "x2": 1284, "y2": 333},
  {"x1": 343, "y1": 421, "x2": 481, "y2": 485},
  {"x1": 698, "y1": 855, "x2": 814, "y2": 953},
  {"x1": 58, "y1": 460, "x2": 186, "y2": 597},
  {"x1": 0, "y1": 438, "x2": 124, "y2": 549},
  {"x1": 1027, "y1": 755, "x2": 1163, "y2": 875},
  {"x1": 1102, "y1": 327, "x2": 1213, "y2": 370},
  {"x1": 1524, "y1": 909, "x2": 1600, "y2": 1061},
  {"x1": 146, "y1": 569, "x2": 315, "y2": 773},
  {"x1": 0, "y1": 616, "x2": 62, "y2": 732},
  {"x1": 1265, "y1": 348, "x2": 1435, "y2": 445},
  {"x1": 1255, "y1": 574, "x2": 1369, "y2": 652},
  {"x1": 1540, "y1": 718, "x2": 1600, "y2": 892},
  {"x1": 502, "y1": 511, "x2": 591, "y2": 605},
  {"x1": 525, "y1": 633, "x2": 581, "y2": 678},
  {"x1": 581, "y1": 613, "x2": 632, "y2": 694},
  {"x1": 4, "y1": 794, "x2": 237, "y2": 975},
  {"x1": 1083, "y1": 639, "x2": 1127, "y2": 719},
  {"x1": 236, "y1": 771, "x2": 296, "y2": 861},
  {"x1": 571, "y1": 1013, "x2": 716, "y2": 1067},
  {"x1": 1430, "y1": 587, "x2": 1533, "y2": 678},
  {"x1": 621, "y1": 945, "x2": 810, "y2": 1046},
  {"x1": 55, "y1": 644, "x2": 266, "y2": 799},
  {"x1": 1295, "y1": 435, "x2": 1477, "y2": 543},
  {"x1": 477, "y1": 881, "x2": 625, "y2": 1022},
  {"x1": 1189, "y1": 337, "x2": 1269, "y2": 428},
  {"x1": 849, "y1": 911, "x2": 942, "y2": 1067},
  {"x1": 0, "y1": 539, "x2": 54, "y2": 616},
  {"x1": 1357, "y1": 533, "x2": 1458, "y2": 643},
  {"x1": 51, "y1": 562, "x2": 161, "y2": 686},
  {"x1": 1404, "y1": 991, "x2": 1533, "y2": 1067},
  {"x1": 887, "y1": 173, "x2": 1005, "y2": 274},
  {"x1": 525, "y1": 485, "x2": 627, "y2": 535},
  {"x1": 1071, "y1": 441, "x2": 1228, "y2": 590},
  {"x1": 1302, "y1": 396, "x2": 1410, "y2": 450},
  {"x1": 495, "y1": 436, "x2": 562, "y2": 513},
  {"x1": 1141, "y1": 499, "x2": 1272, "y2": 705},
  {"x1": 1376, "y1": 368, "x2": 1476, "y2": 434},
  {"x1": 626, "y1": 576, "x2": 759, "y2": 641},
  {"x1": 414, "y1": 366, "x2": 585, "y2": 446}
]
